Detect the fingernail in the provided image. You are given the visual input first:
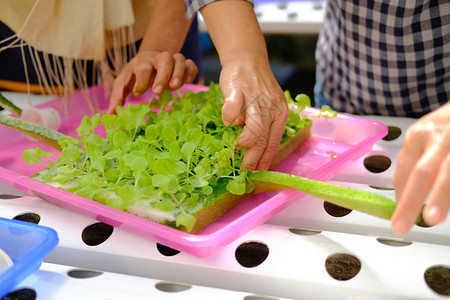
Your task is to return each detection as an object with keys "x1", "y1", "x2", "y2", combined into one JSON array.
[
  {"x1": 172, "y1": 78, "x2": 180, "y2": 87},
  {"x1": 154, "y1": 85, "x2": 163, "y2": 94},
  {"x1": 392, "y1": 218, "x2": 411, "y2": 236},
  {"x1": 223, "y1": 120, "x2": 230, "y2": 126},
  {"x1": 425, "y1": 205, "x2": 443, "y2": 223}
]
